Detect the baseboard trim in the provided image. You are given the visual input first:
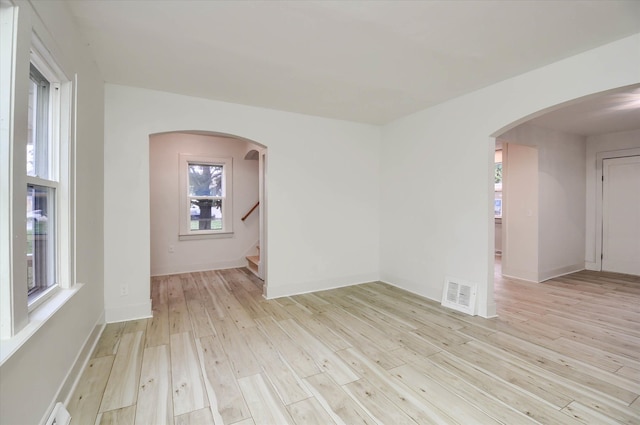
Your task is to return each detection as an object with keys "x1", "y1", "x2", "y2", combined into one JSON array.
[
  {"x1": 584, "y1": 261, "x2": 599, "y2": 271},
  {"x1": 380, "y1": 278, "x2": 438, "y2": 302},
  {"x1": 379, "y1": 274, "x2": 442, "y2": 304},
  {"x1": 381, "y1": 278, "x2": 499, "y2": 319},
  {"x1": 539, "y1": 263, "x2": 585, "y2": 282},
  {"x1": 39, "y1": 311, "x2": 105, "y2": 425},
  {"x1": 264, "y1": 272, "x2": 379, "y2": 299},
  {"x1": 151, "y1": 259, "x2": 247, "y2": 277},
  {"x1": 481, "y1": 301, "x2": 498, "y2": 319},
  {"x1": 501, "y1": 267, "x2": 539, "y2": 283},
  {"x1": 105, "y1": 300, "x2": 152, "y2": 323}
]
